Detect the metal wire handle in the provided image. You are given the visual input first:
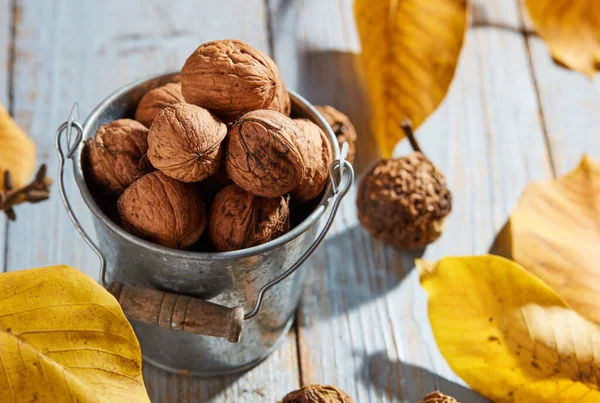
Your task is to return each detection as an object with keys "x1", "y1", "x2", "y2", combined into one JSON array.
[
  {"x1": 55, "y1": 109, "x2": 354, "y2": 321},
  {"x1": 56, "y1": 105, "x2": 109, "y2": 287},
  {"x1": 245, "y1": 156, "x2": 353, "y2": 319}
]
